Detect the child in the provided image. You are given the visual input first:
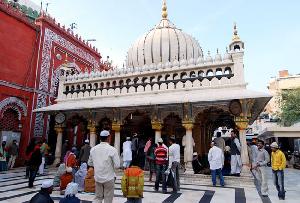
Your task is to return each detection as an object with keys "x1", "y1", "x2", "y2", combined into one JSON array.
[{"x1": 121, "y1": 159, "x2": 144, "y2": 203}]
